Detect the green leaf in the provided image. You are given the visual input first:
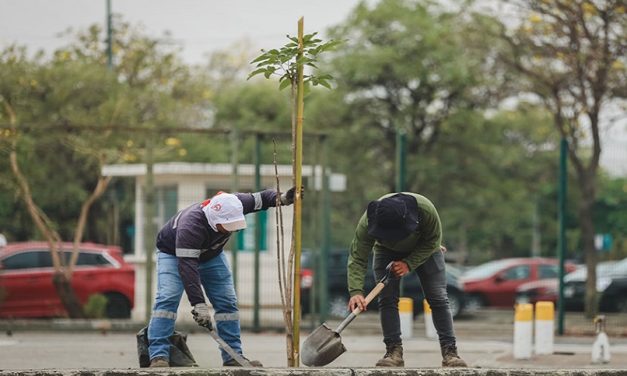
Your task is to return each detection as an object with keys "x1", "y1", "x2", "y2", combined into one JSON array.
[
  {"x1": 279, "y1": 77, "x2": 292, "y2": 90},
  {"x1": 251, "y1": 54, "x2": 270, "y2": 64},
  {"x1": 263, "y1": 67, "x2": 276, "y2": 79},
  {"x1": 318, "y1": 78, "x2": 332, "y2": 89},
  {"x1": 247, "y1": 67, "x2": 267, "y2": 80}
]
